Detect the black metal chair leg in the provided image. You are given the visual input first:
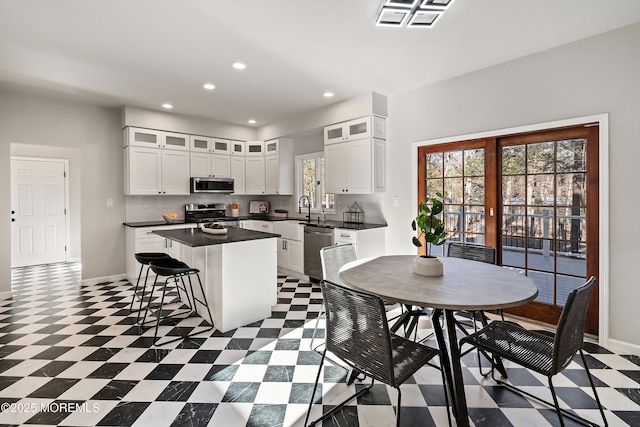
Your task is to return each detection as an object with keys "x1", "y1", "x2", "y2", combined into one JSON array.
[
  {"x1": 396, "y1": 386, "x2": 402, "y2": 427},
  {"x1": 130, "y1": 263, "x2": 145, "y2": 312},
  {"x1": 135, "y1": 266, "x2": 152, "y2": 323},
  {"x1": 305, "y1": 351, "x2": 374, "y2": 426},
  {"x1": 152, "y1": 277, "x2": 171, "y2": 345},
  {"x1": 548, "y1": 377, "x2": 566, "y2": 427},
  {"x1": 580, "y1": 350, "x2": 608, "y2": 426},
  {"x1": 179, "y1": 277, "x2": 193, "y2": 311},
  {"x1": 140, "y1": 275, "x2": 159, "y2": 326},
  {"x1": 192, "y1": 273, "x2": 215, "y2": 328},
  {"x1": 304, "y1": 349, "x2": 326, "y2": 427}
]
